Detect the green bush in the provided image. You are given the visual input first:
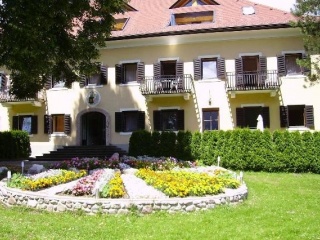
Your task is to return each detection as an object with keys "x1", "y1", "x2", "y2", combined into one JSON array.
[
  {"x1": 0, "y1": 130, "x2": 30, "y2": 160},
  {"x1": 159, "y1": 131, "x2": 176, "y2": 157},
  {"x1": 128, "y1": 130, "x2": 151, "y2": 157},
  {"x1": 176, "y1": 131, "x2": 192, "y2": 160},
  {"x1": 150, "y1": 131, "x2": 161, "y2": 157}
]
